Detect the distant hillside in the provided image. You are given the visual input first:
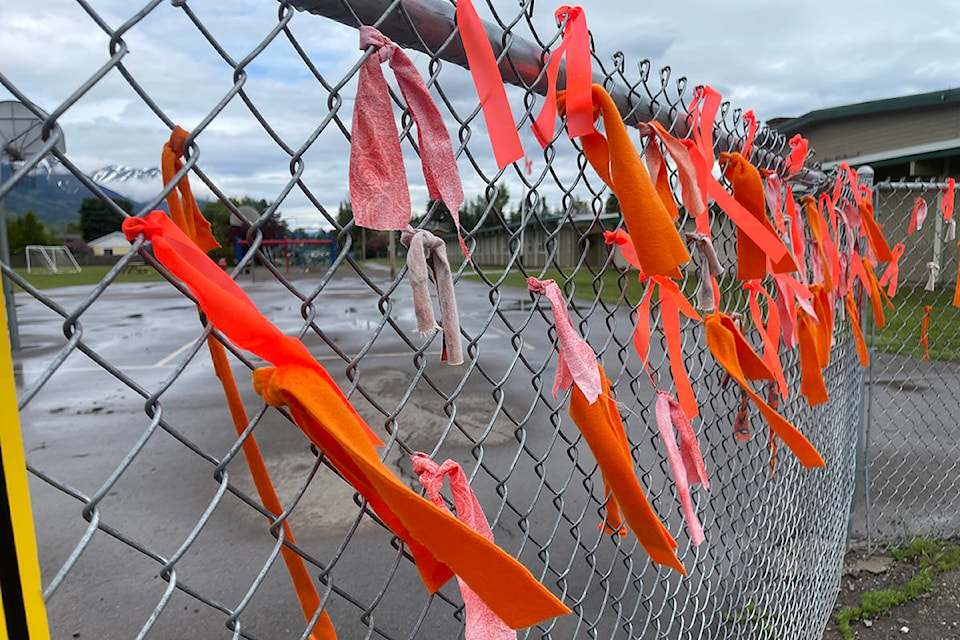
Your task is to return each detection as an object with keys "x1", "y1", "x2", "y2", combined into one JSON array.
[{"x1": 1, "y1": 159, "x2": 146, "y2": 230}]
